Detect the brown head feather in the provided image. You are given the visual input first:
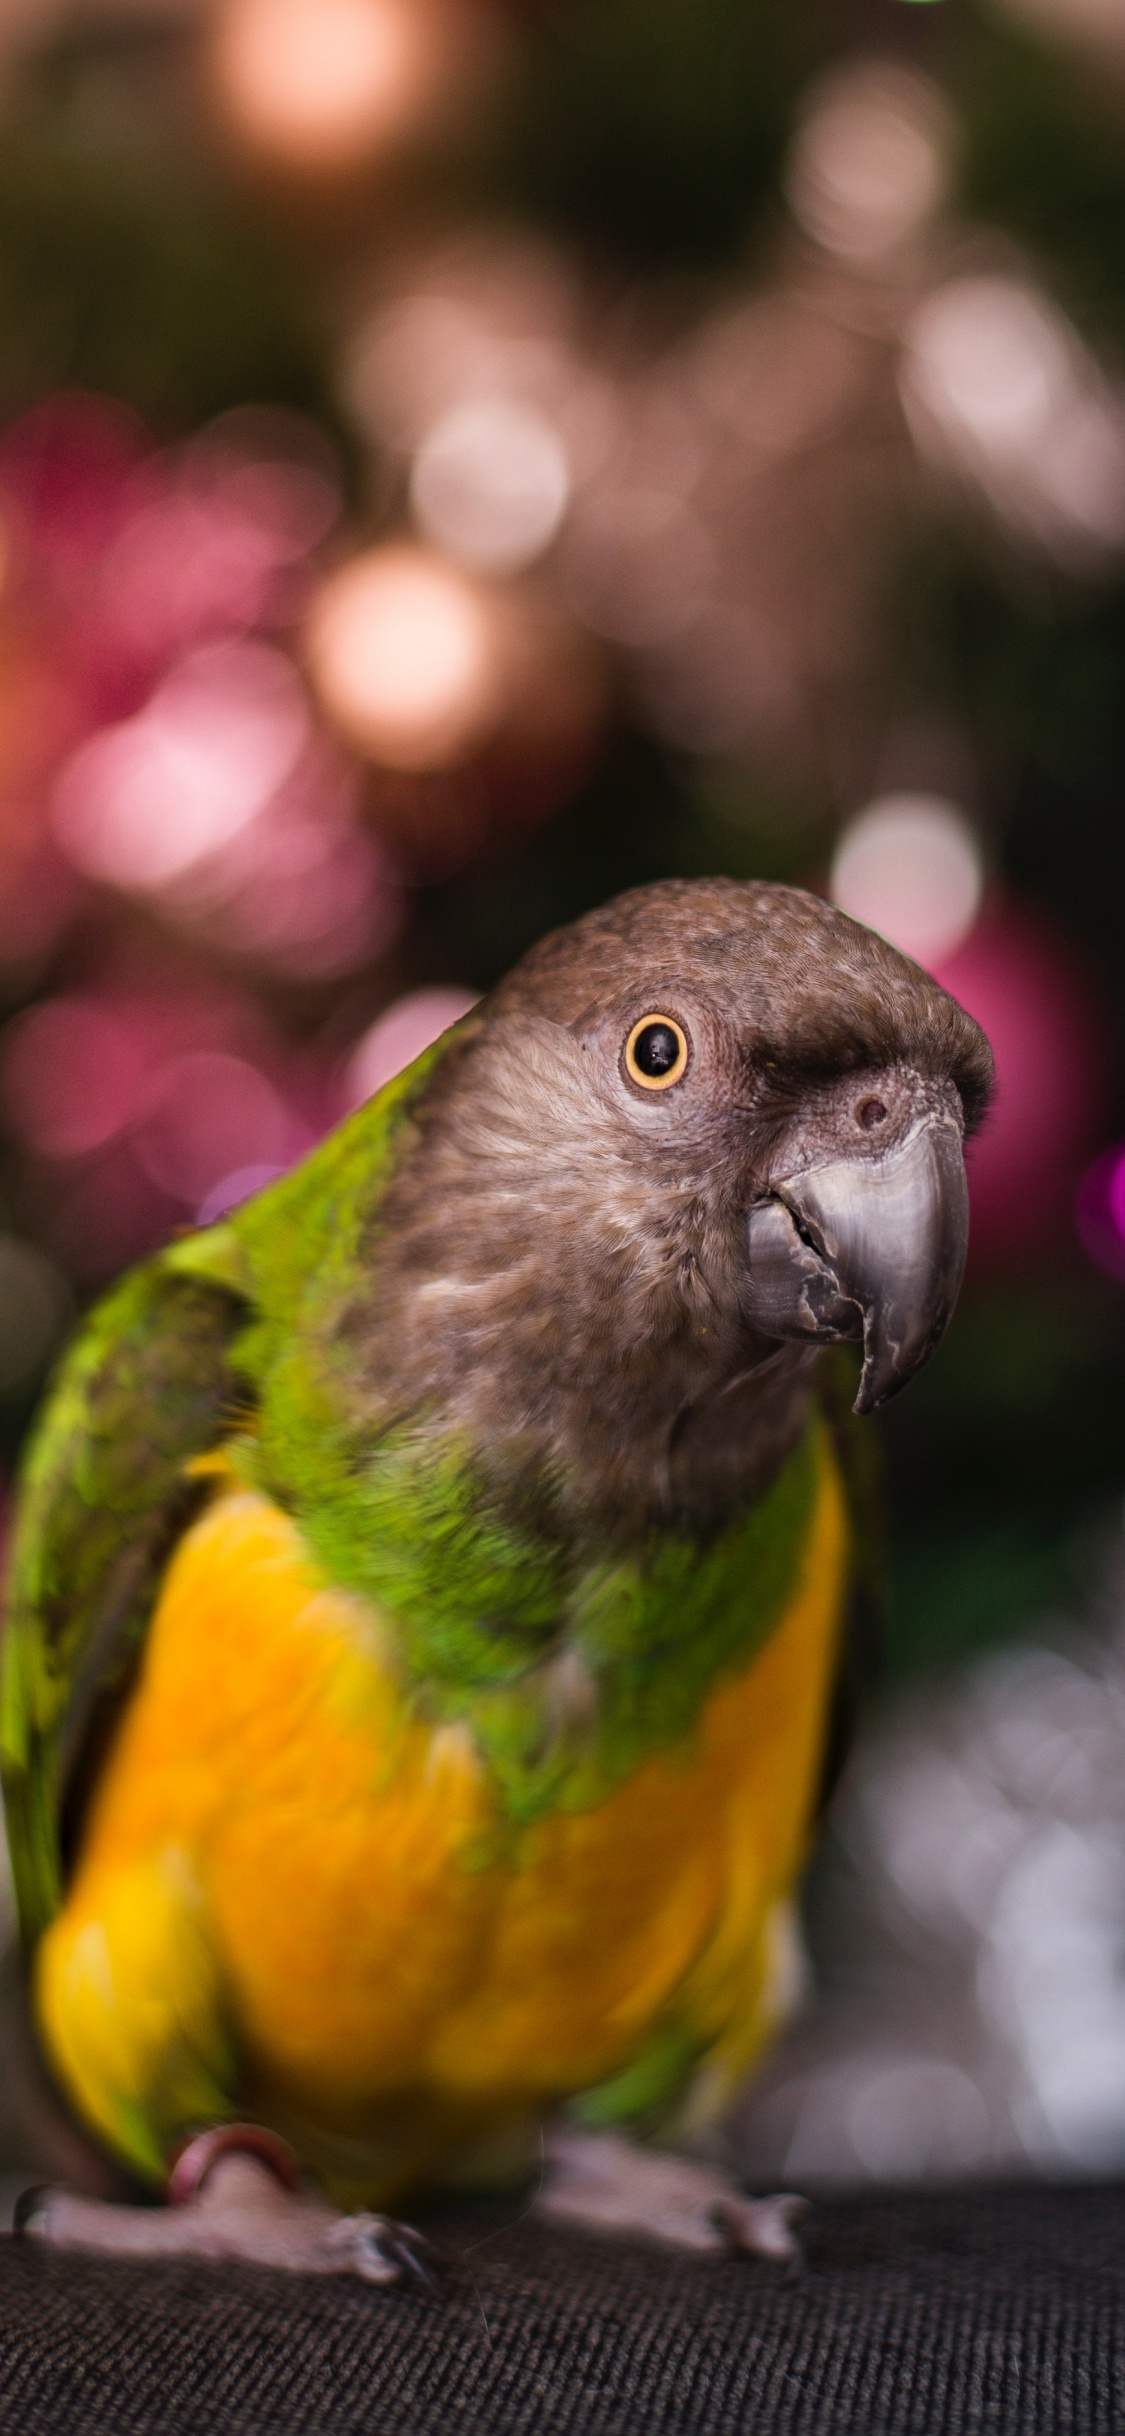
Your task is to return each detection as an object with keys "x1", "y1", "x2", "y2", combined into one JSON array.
[
  {"x1": 346, "y1": 879, "x2": 991, "y2": 1546},
  {"x1": 491, "y1": 878, "x2": 992, "y2": 1129}
]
